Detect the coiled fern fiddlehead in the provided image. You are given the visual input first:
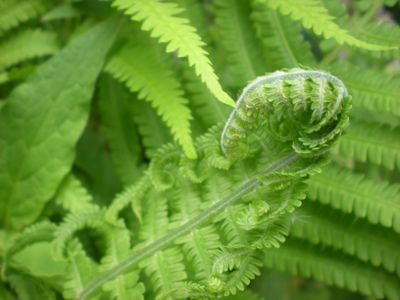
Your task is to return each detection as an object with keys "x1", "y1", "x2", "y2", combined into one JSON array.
[{"x1": 76, "y1": 69, "x2": 351, "y2": 299}]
